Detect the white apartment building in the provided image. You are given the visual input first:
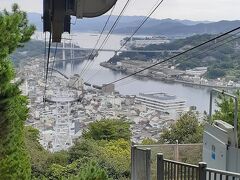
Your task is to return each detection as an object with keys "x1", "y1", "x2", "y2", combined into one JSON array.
[
  {"x1": 135, "y1": 93, "x2": 188, "y2": 119},
  {"x1": 185, "y1": 67, "x2": 208, "y2": 77},
  {"x1": 129, "y1": 36, "x2": 170, "y2": 48}
]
